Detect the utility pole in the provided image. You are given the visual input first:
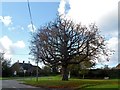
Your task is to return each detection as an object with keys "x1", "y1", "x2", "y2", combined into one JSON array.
[{"x1": 36, "y1": 61, "x2": 38, "y2": 82}]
